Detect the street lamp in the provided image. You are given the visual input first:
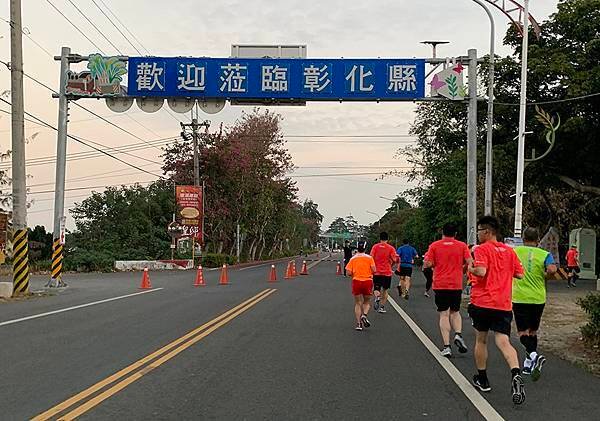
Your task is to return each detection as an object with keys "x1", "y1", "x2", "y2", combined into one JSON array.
[
  {"x1": 379, "y1": 196, "x2": 400, "y2": 214},
  {"x1": 471, "y1": 0, "x2": 496, "y2": 216},
  {"x1": 514, "y1": 0, "x2": 530, "y2": 237},
  {"x1": 366, "y1": 211, "x2": 381, "y2": 228}
]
